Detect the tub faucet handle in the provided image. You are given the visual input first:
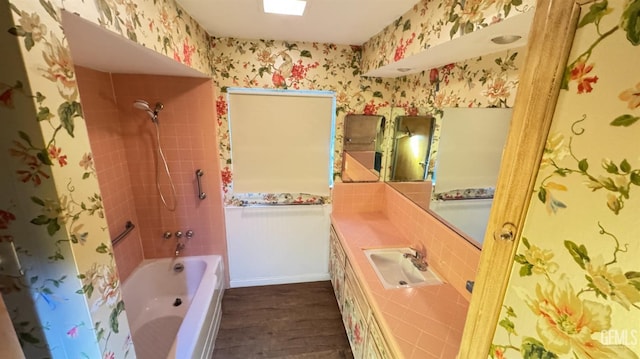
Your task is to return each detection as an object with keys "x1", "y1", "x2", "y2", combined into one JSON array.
[
  {"x1": 163, "y1": 231, "x2": 172, "y2": 240},
  {"x1": 185, "y1": 230, "x2": 194, "y2": 239},
  {"x1": 175, "y1": 231, "x2": 183, "y2": 238}
]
